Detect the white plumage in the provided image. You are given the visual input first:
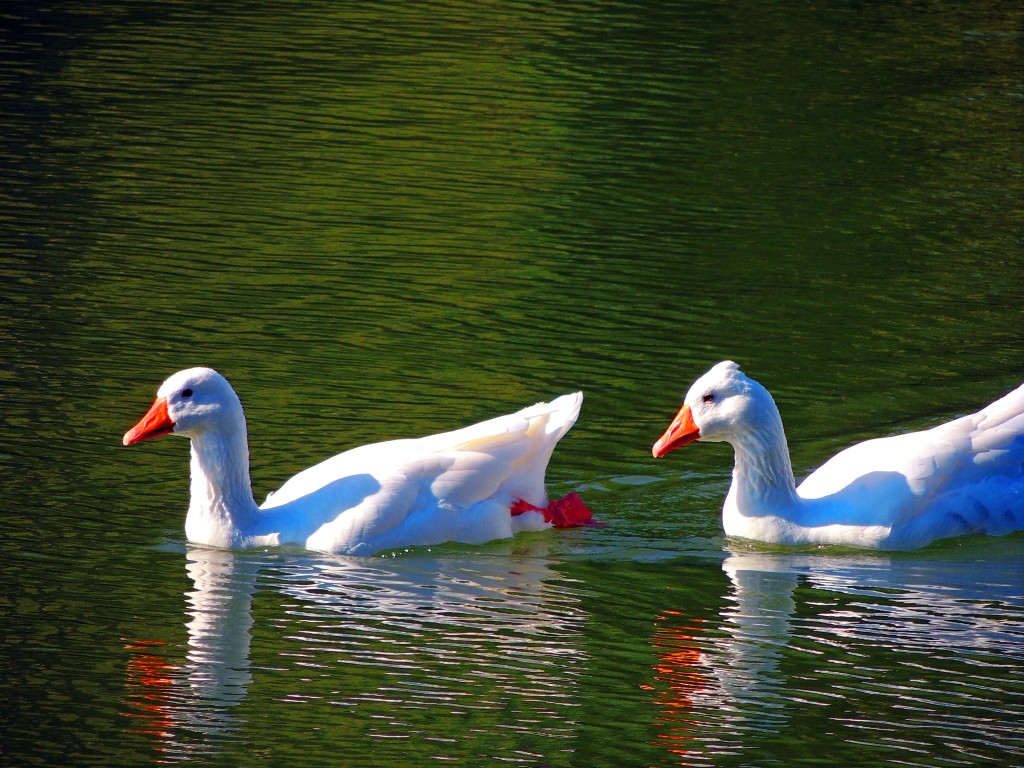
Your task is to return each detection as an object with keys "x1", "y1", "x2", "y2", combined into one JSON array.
[
  {"x1": 124, "y1": 368, "x2": 590, "y2": 555},
  {"x1": 654, "y1": 360, "x2": 1024, "y2": 550}
]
